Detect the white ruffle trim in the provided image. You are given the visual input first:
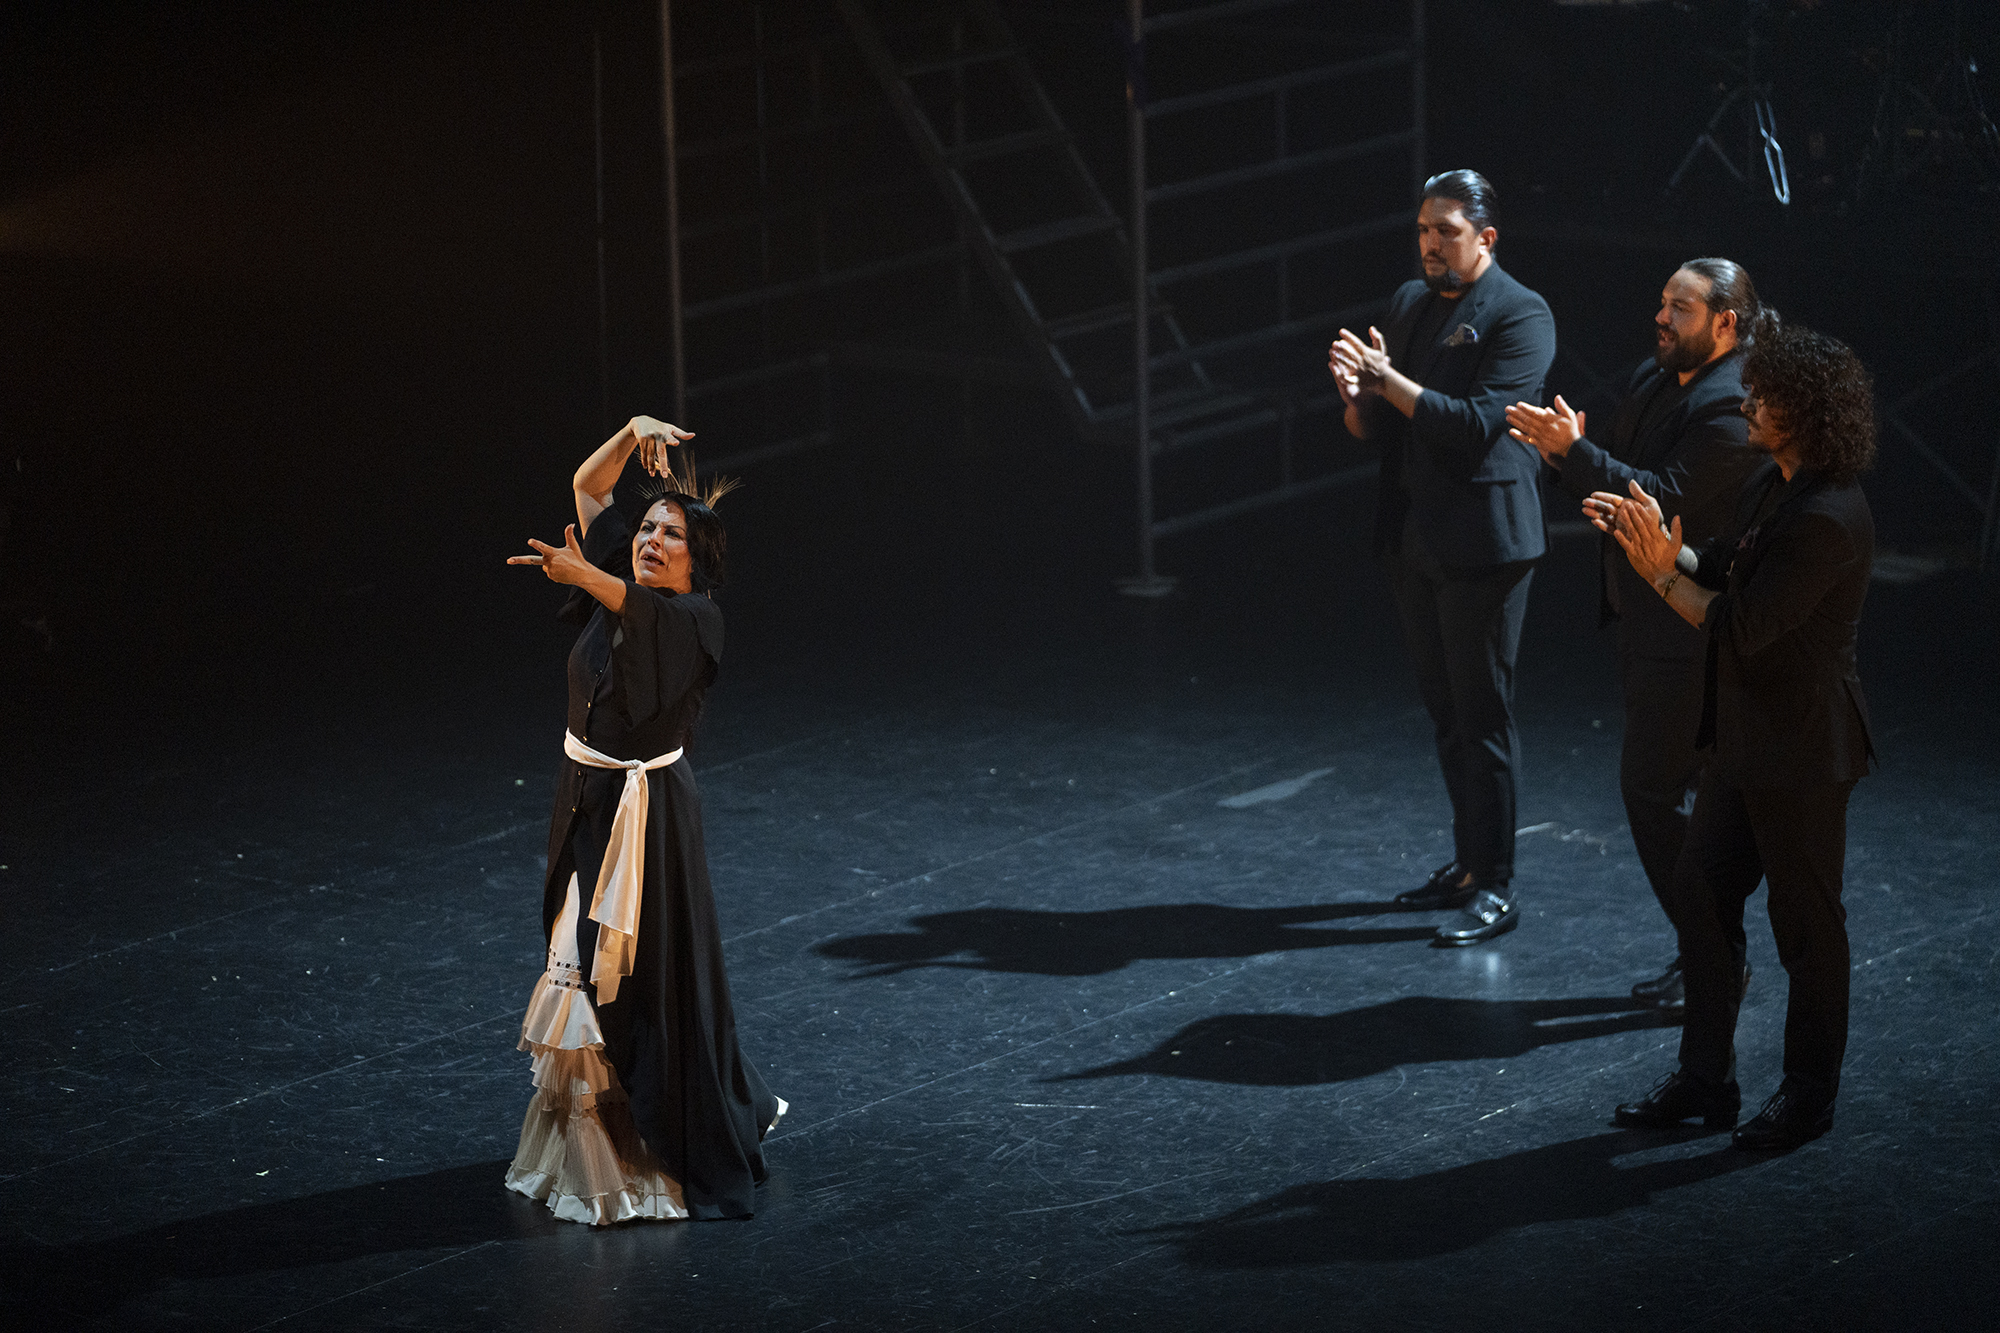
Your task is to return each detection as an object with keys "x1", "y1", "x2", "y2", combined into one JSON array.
[
  {"x1": 504, "y1": 1094, "x2": 688, "y2": 1225},
  {"x1": 518, "y1": 972, "x2": 603, "y2": 1054},
  {"x1": 508, "y1": 965, "x2": 690, "y2": 1225},
  {"x1": 506, "y1": 966, "x2": 788, "y2": 1226}
]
